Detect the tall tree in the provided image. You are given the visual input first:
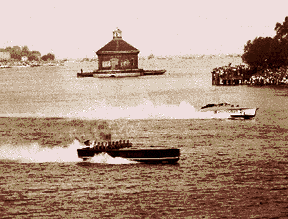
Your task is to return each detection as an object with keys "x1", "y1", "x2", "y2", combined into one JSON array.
[
  {"x1": 242, "y1": 16, "x2": 288, "y2": 71},
  {"x1": 21, "y1": 45, "x2": 30, "y2": 57},
  {"x1": 274, "y1": 16, "x2": 288, "y2": 41},
  {"x1": 31, "y1": 50, "x2": 41, "y2": 56},
  {"x1": 9, "y1": 46, "x2": 22, "y2": 61},
  {"x1": 28, "y1": 53, "x2": 40, "y2": 61},
  {"x1": 41, "y1": 53, "x2": 55, "y2": 61},
  {"x1": 10, "y1": 51, "x2": 22, "y2": 61},
  {"x1": 242, "y1": 37, "x2": 273, "y2": 70},
  {"x1": 46, "y1": 53, "x2": 55, "y2": 60}
]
